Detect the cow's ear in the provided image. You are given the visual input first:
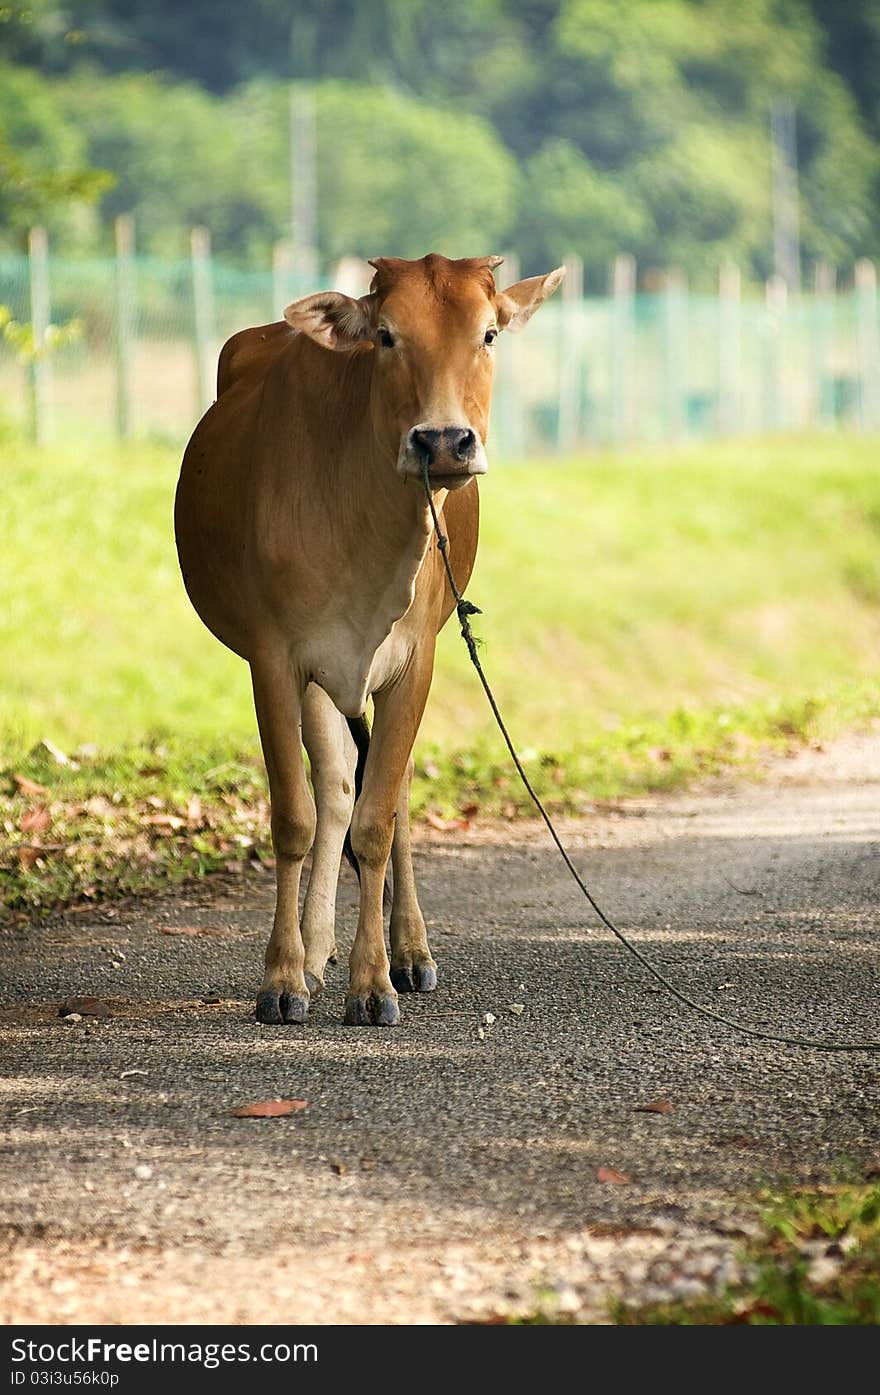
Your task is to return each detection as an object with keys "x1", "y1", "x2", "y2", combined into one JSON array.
[
  {"x1": 283, "y1": 291, "x2": 374, "y2": 351},
  {"x1": 495, "y1": 267, "x2": 566, "y2": 333}
]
